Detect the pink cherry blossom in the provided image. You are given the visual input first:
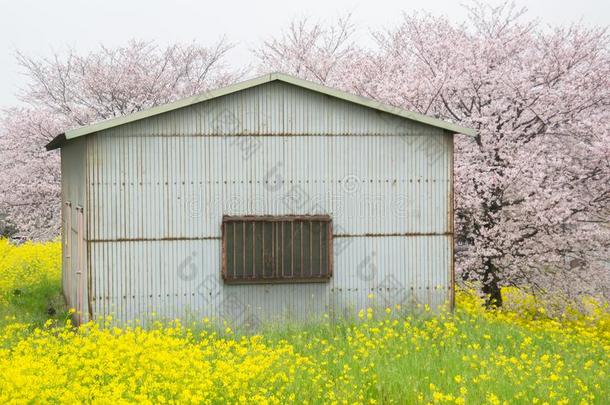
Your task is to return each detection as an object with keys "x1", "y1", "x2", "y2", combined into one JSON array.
[
  {"x1": 256, "y1": 2, "x2": 610, "y2": 307},
  {"x1": 0, "y1": 39, "x2": 241, "y2": 240}
]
